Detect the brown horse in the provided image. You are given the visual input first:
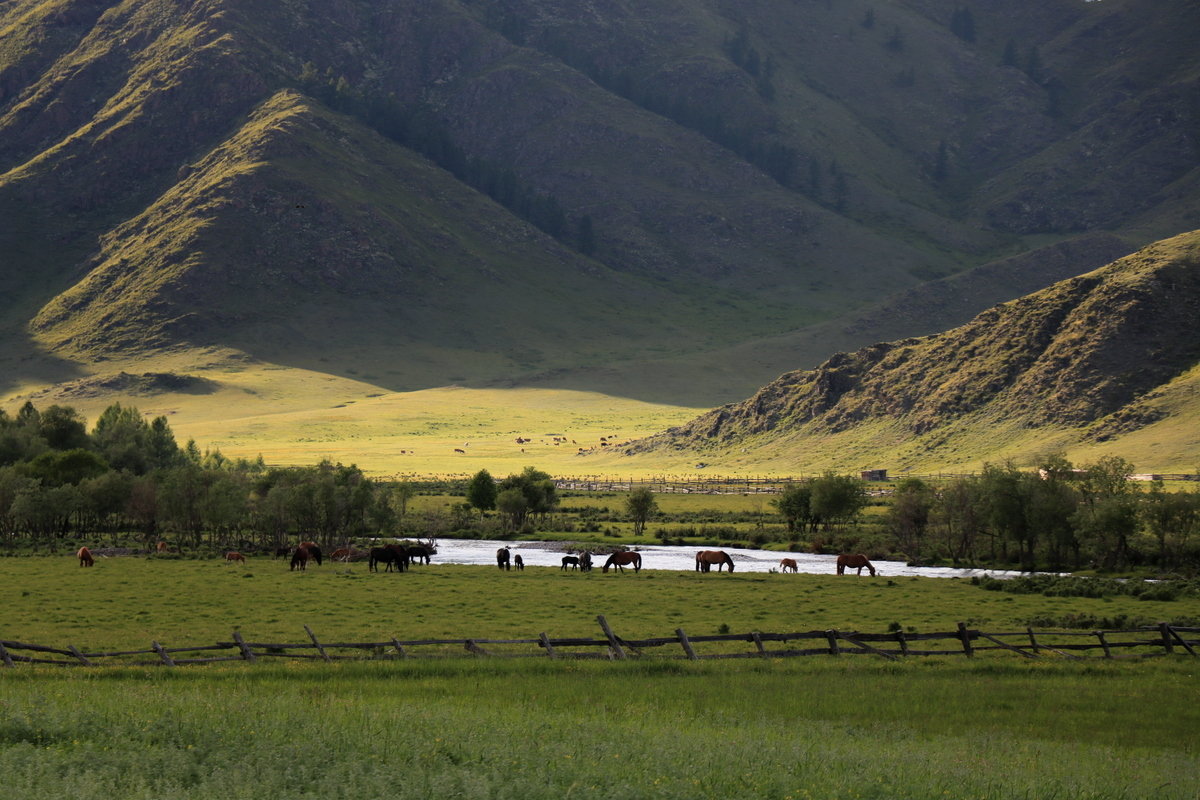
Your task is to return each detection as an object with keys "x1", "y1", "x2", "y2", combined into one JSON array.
[
  {"x1": 224, "y1": 551, "x2": 246, "y2": 563},
  {"x1": 836, "y1": 553, "x2": 876, "y2": 576},
  {"x1": 299, "y1": 541, "x2": 323, "y2": 566},
  {"x1": 369, "y1": 544, "x2": 408, "y2": 573},
  {"x1": 602, "y1": 551, "x2": 641, "y2": 573},
  {"x1": 290, "y1": 546, "x2": 311, "y2": 572},
  {"x1": 779, "y1": 558, "x2": 798, "y2": 573},
  {"x1": 330, "y1": 547, "x2": 353, "y2": 562},
  {"x1": 513, "y1": 553, "x2": 524, "y2": 570},
  {"x1": 496, "y1": 547, "x2": 510, "y2": 570},
  {"x1": 76, "y1": 546, "x2": 94, "y2": 567},
  {"x1": 155, "y1": 541, "x2": 168, "y2": 554},
  {"x1": 695, "y1": 550, "x2": 735, "y2": 573}
]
